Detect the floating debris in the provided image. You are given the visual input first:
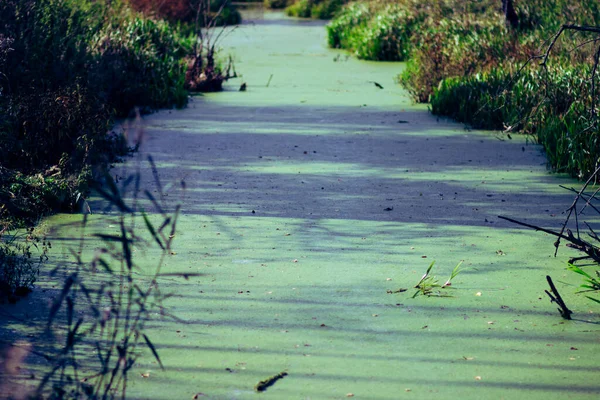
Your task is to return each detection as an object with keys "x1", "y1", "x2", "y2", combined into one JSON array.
[{"x1": 255, "y1": 371, "x2": 288, "y2": 392}]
